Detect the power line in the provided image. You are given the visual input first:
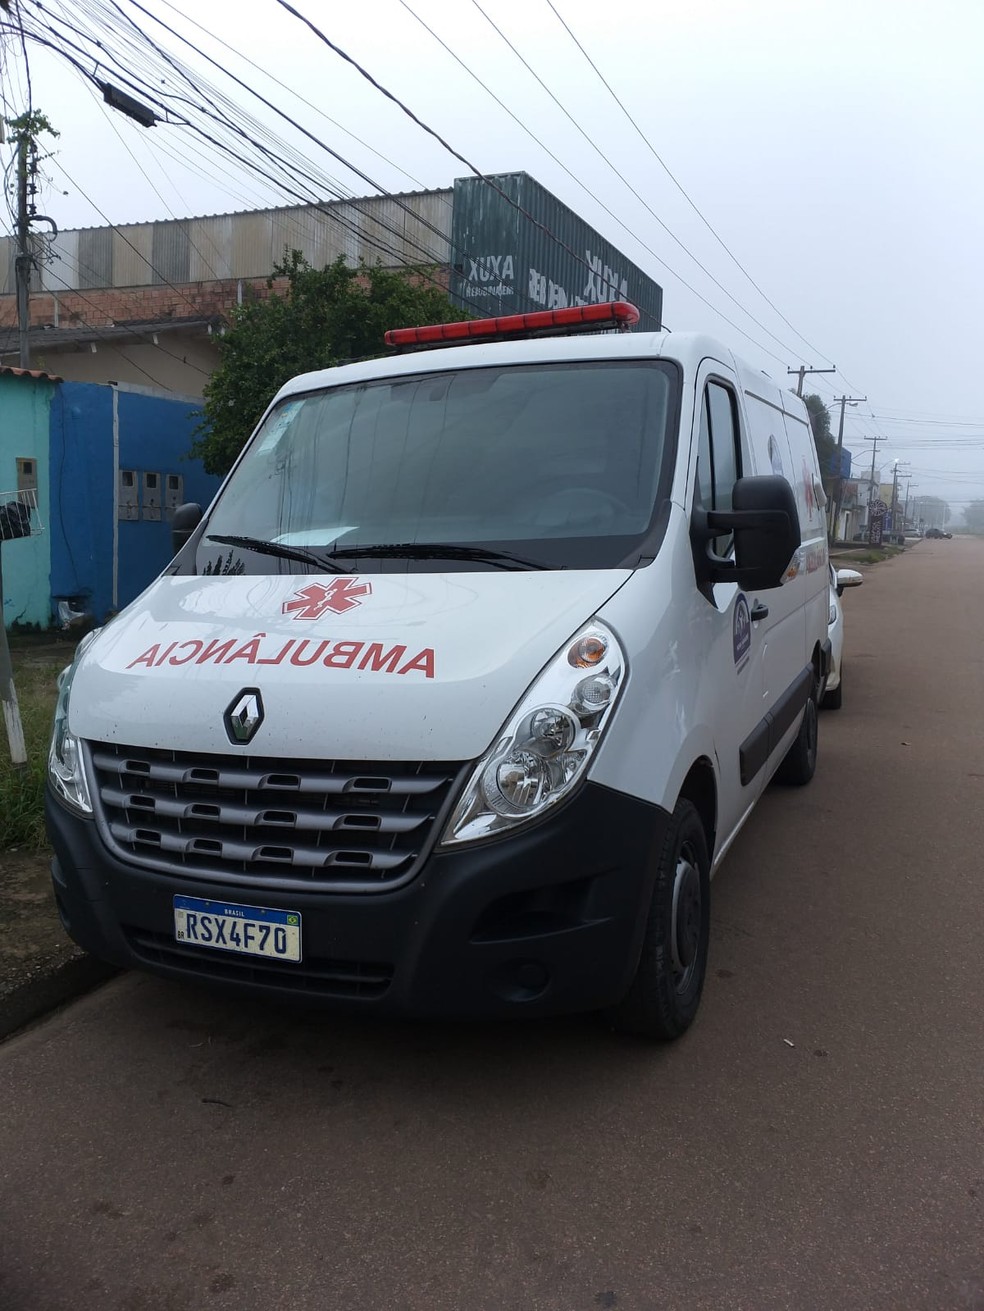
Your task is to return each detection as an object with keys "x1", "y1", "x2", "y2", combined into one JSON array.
[
  {"x1": 272, "y1": 0, "x2": 661, "y2": 330},
  {"x1": 17, "y1": 4, "x2": 473, "y2": 307},
  {"x1": 18, "y1": 0, "x2": 705, "y2": 339},
  {"x1": 94, "y1": 0, "x2": 457, "y2": 256},
  {"x1": 30, "y1": 238, "x2": 218, "y2": 382},
  {"x1": 397, "y1": 0, "x2": 783, "y2": 351},
  {"x1": 468, "y1": 0, "x2": 815, "y2": 365},
  {"x1": 13, "y1": 0, "x2": 31, "y2": 110},
  {"x1": 73, "y1": 0, "x2": 590, "y2": 319},
  {"x1": 152, "y1": 0, "x2": 450, "y2": 206},
  {"x1": 544, "y1": 0, "x2": 836, "y2": 369},
  {"x1": 25, "y1": 5, "x2": 359, "y2": 205},
  {"x1": 49, "y1": 157, "x2": 234, "y2": 323},
  {"x1": 869, "y1": 415, "x2": 984, "y2": 428},
  {"x1": 26, "y1": 51, "x2": 451, "y2": 300},
  {"x1": 93, "y1": 92, "x2": 226, "y2": 283},
  {"x1": 13, "y1": 268, "x2": 186, "y2": 389}
]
